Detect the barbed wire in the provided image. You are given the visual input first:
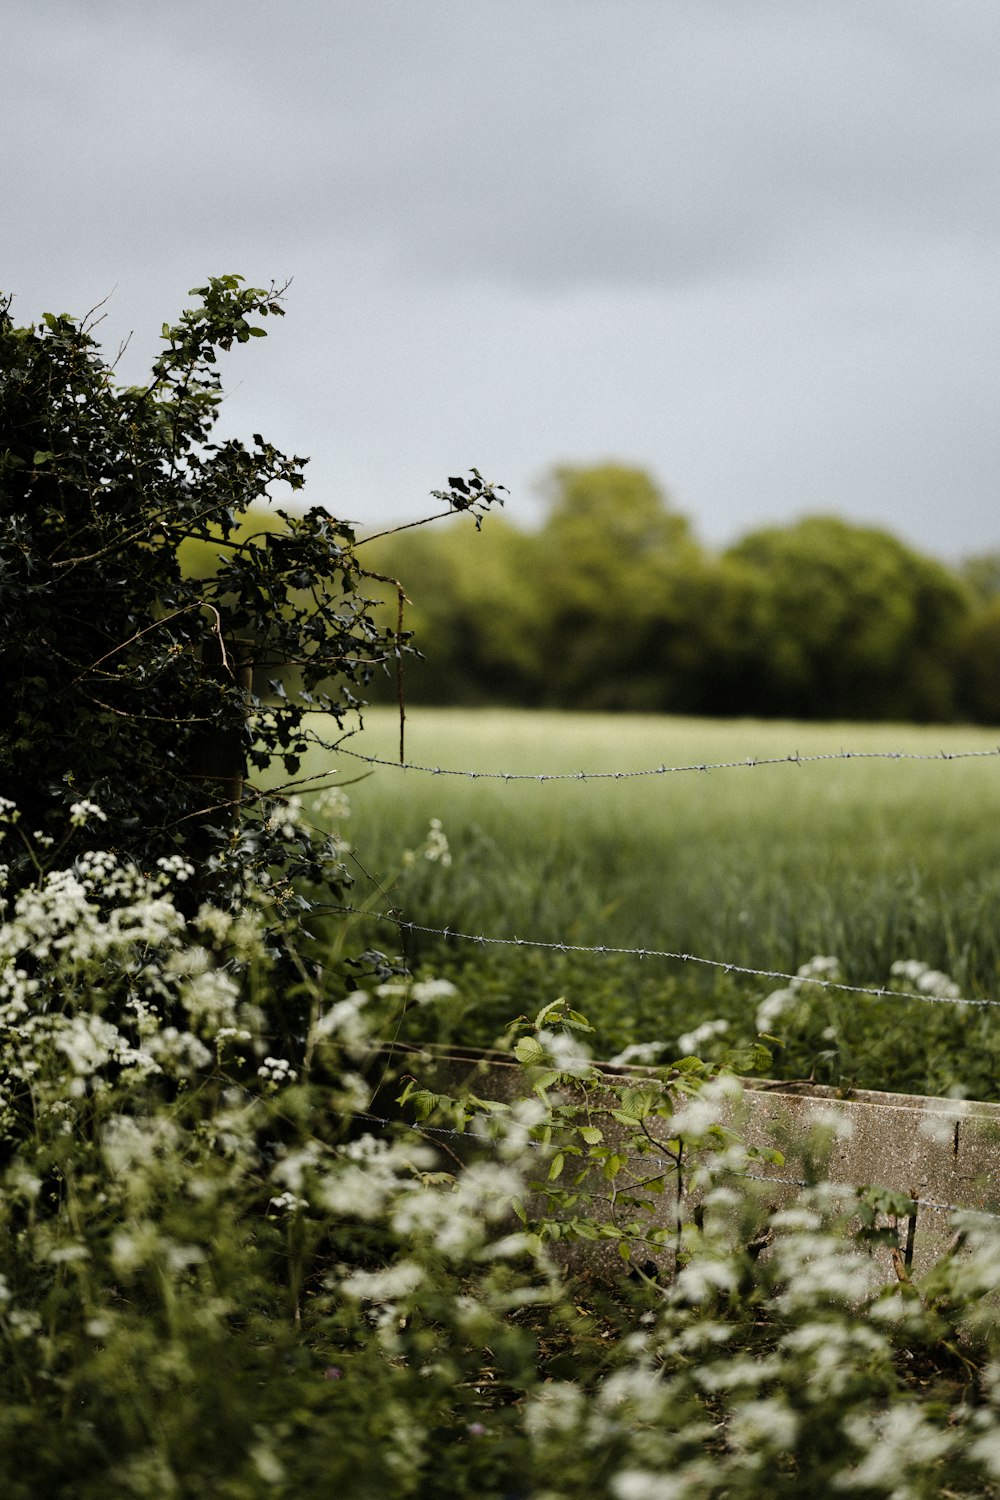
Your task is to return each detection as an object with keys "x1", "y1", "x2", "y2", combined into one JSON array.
[
  {"x1": 330, "y1": 742, "x2": 1000, "y2": 784},
  {"x1": 335, "y1": 905, "x2": 1000, "y2": 1010}
]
